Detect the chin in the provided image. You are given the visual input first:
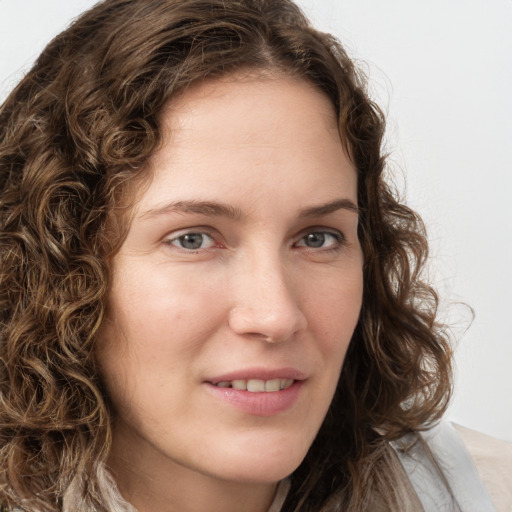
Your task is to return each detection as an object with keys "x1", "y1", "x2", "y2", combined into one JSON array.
[
  {"x1": 217, "y1": 460, "x2": 301, "y2": 485},
  {"x1": 209, "y1": 432, "x2": 312, "y2": 484}
]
